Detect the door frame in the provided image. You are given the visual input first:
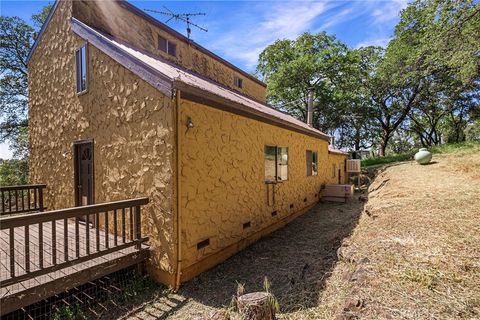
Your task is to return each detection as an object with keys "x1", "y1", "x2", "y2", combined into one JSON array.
[{"x1": 73, "y1": 139, "x2": 95, "y2": 207}]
